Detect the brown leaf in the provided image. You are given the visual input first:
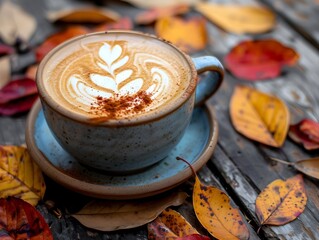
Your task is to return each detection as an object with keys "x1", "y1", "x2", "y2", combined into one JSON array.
[
  {"x1": 72, "y1": 191, "x2": 187, "y2": 231},
  {"x1": 271, "y1": 157, "x2": 319, "y2": 180},
  {"x1": 0, "y1": 56, "x2": 10, "y2": 89},
  {"x1": 135, "y1": 4, "x2": 189, "y2": 25},
  {"x1": 26, "y1": 64, "x2": 38, "y2": 81},
  {"x1": 255, "y1": 174, "x2": 307, "y2": 226},
  {"x1": 92, "y1": 17, "x2": 133, "y2": 32},
  {"x1": 155, "y1": 16, "x2": 207, "y2": 53},
  {"x1": 196, "y1": 3, "x2": 275, "y2": 34},
  {"x1": 47, "y1": 7, "x2": 120, "y2": 23},
  {"x1": 289, "y1": 119, "x2": 319, "y2": 150},
  {"x1": 224, "y1": 39, "x2": 299, "y2": 81},
  {"x1": 0, "y1": 146, "x2": 46, "y2": 206},
  {"x1": 193, "y1": 176, "x2": 249, "y2": 240},
  {"x1": 0, "y1": 1, "x2": 36, "y2": 45},
  {"x1": 35, "y1": 26, "x2": 89, "y2": 62},
  {"x1": 230, "y1": 85, "x2": 290, "y2": 147},
  {"x1": 0, "y1": 197, "x2": 53, "y2": 239},
  {"x1": 122, "y1": 0, "x2": 201, "y2": 9}
]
